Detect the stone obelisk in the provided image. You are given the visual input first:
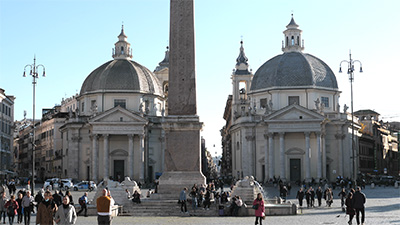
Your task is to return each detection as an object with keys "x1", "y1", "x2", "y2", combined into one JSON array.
[{"x1": 157, "y1": 0, "x2": 206, "y2": 198}]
